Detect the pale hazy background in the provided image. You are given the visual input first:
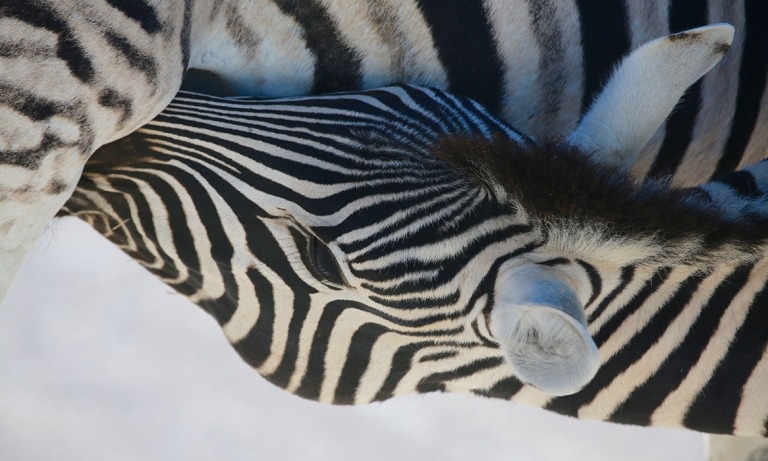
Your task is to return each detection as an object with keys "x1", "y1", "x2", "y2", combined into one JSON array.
[{"x1": 0, "y1": 218, "x2": 707, "y2": 461}]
